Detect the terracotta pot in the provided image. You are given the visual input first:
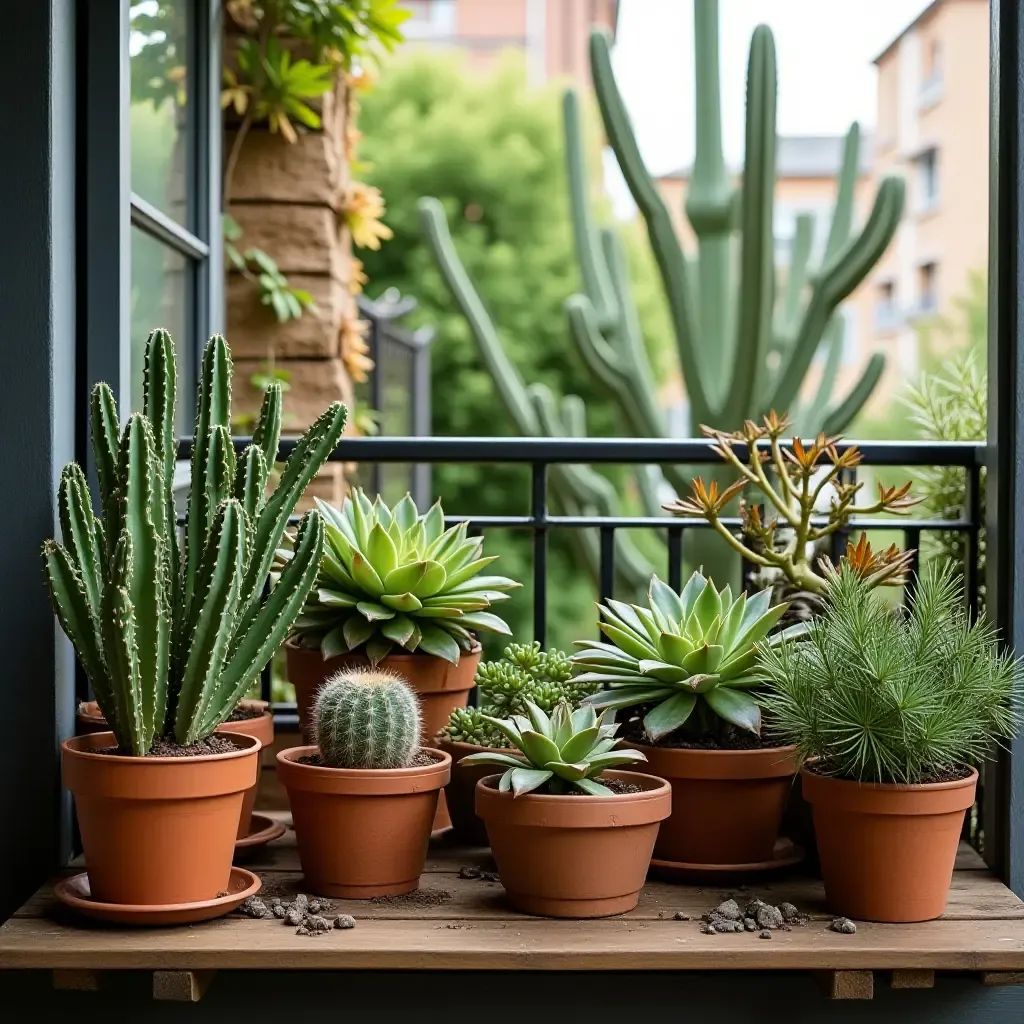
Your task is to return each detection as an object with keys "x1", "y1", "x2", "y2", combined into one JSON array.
[
  {"x1": 75, "y1": 700, "x2": 108, "y2": 735},
  {"x1": 218, "y1": 700, "x2": 274, "y2": 839},
  {"x1": 62, "y1": 731, "x2": 260, "y2": 907},
  {"x1": 277, "y1": 745, "x2": 451, "y2": 897},
  {"x1": 286, "y1": 641, "x2": 479, "y2": 831},
  {"x1": 624, "y1": 741, "x2": 797, "y2": 866},
  {"x1": 435, "y1": 737, "x2": 506, "y2": 845},
  {"x1": 801, "y1": 766, "x2": 978, "y2": 922},
  {"x1": 286, "y1": 640, "x2": 481, "y2": 745},
  {"x1": 476, "y1": 770, "x2": 670, "y2": 918}
]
